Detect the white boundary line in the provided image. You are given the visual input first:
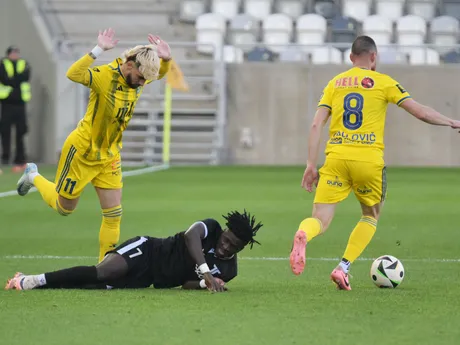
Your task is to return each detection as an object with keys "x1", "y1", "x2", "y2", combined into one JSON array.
[
  {"x1": 0, "y1": 163, "x2": 170, "y2": 199},
  {"x1": 2, "y1": 255, "x2": 459, "y2": 263}
]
